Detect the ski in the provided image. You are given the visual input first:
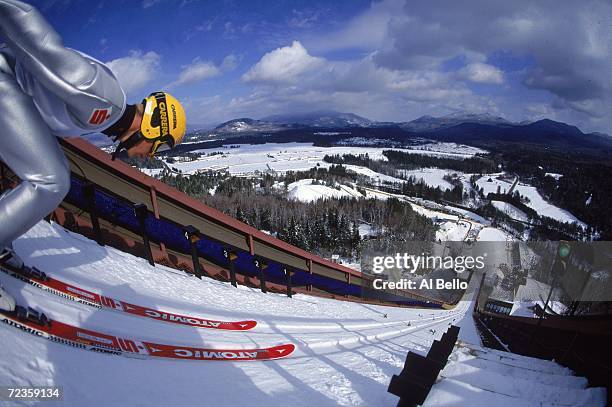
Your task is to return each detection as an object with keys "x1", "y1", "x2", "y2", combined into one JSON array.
[
  {"x1": 0, "y1": 263, "x2": 256, "y2": 331},
  {"x1": 0, "y1": 305, "x2": 295, "y2": 361}
]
